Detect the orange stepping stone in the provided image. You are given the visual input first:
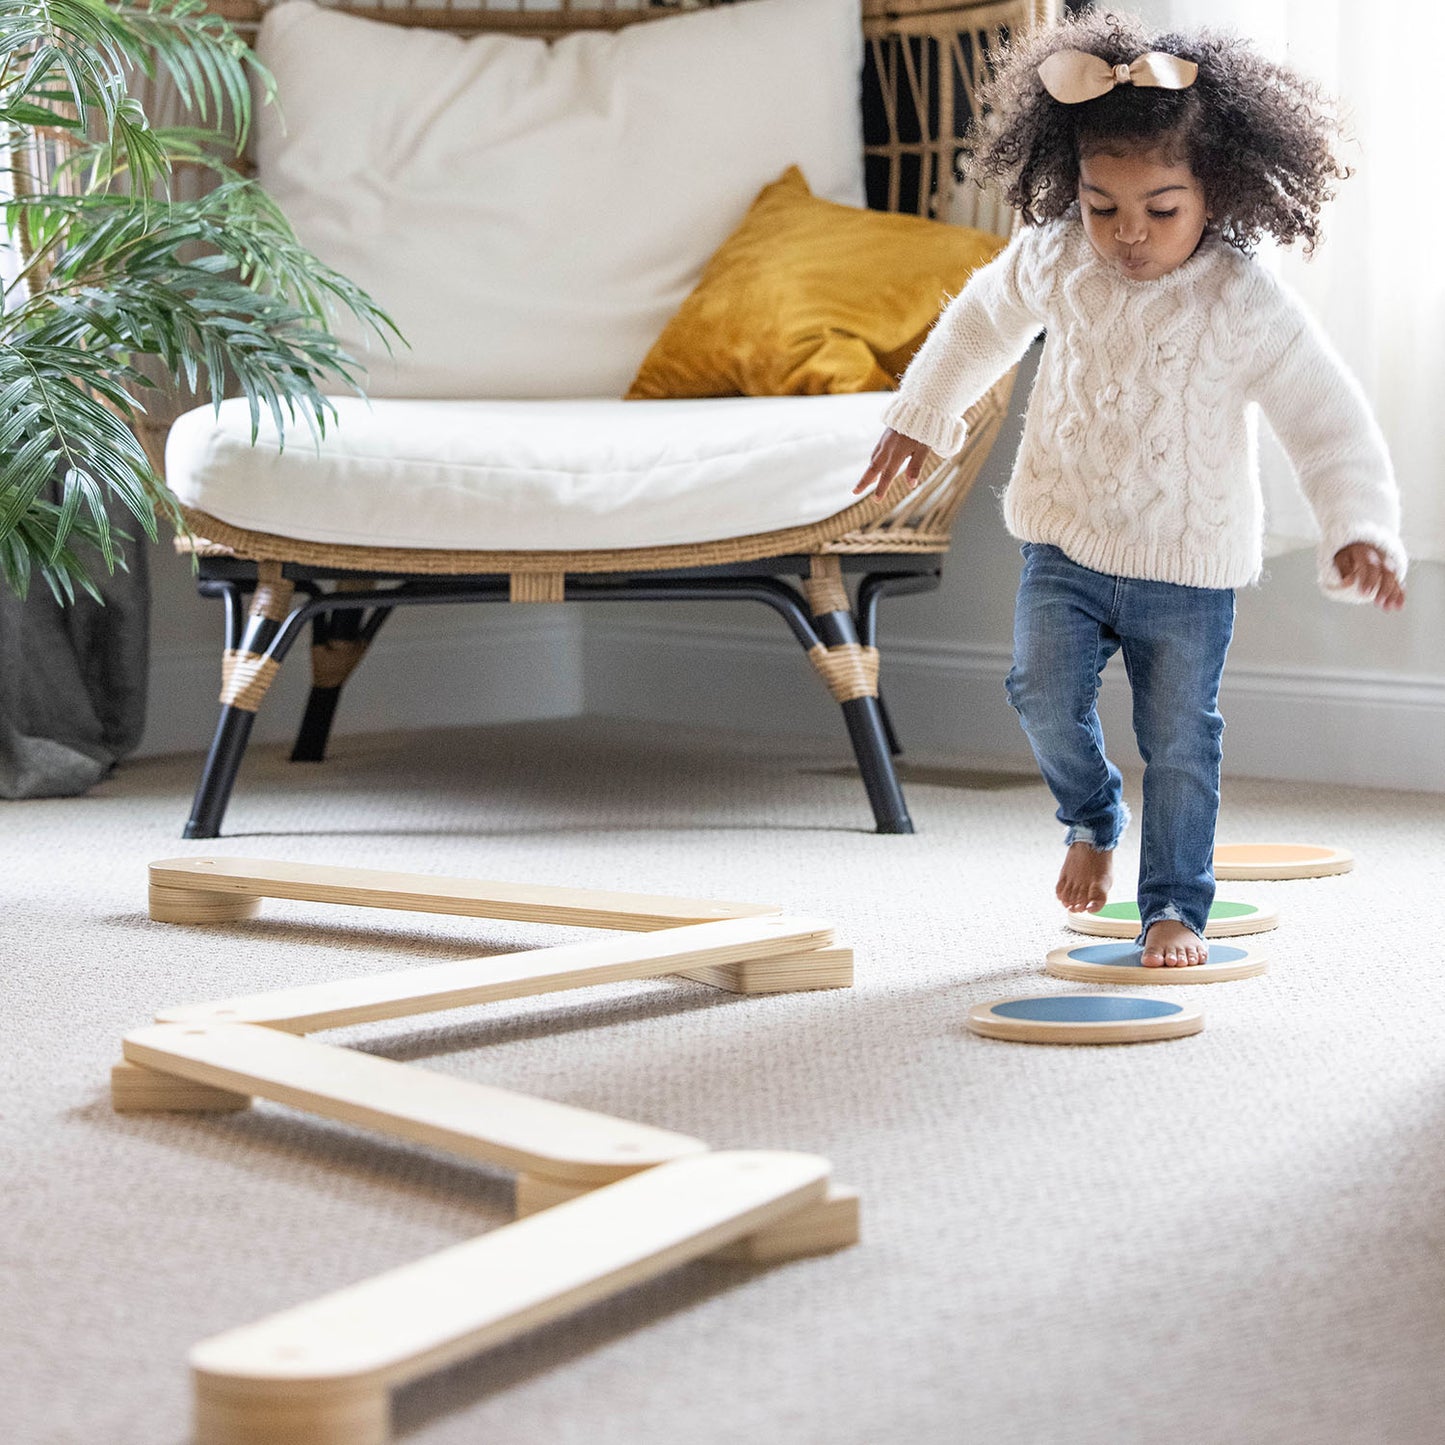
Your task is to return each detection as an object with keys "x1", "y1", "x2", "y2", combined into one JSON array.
[{"x1": 1213, "y1": 844, "x2": 1353, "y2": 880}]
